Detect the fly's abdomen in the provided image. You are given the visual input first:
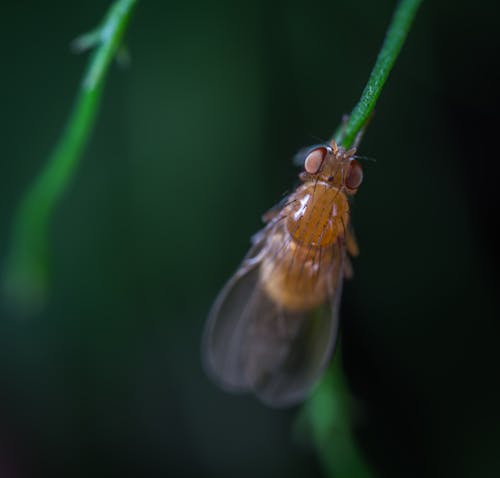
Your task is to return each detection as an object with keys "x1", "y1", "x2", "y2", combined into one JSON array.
[{"x1": 259, "y1": 227, "x2": 334, "y2": 311}]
